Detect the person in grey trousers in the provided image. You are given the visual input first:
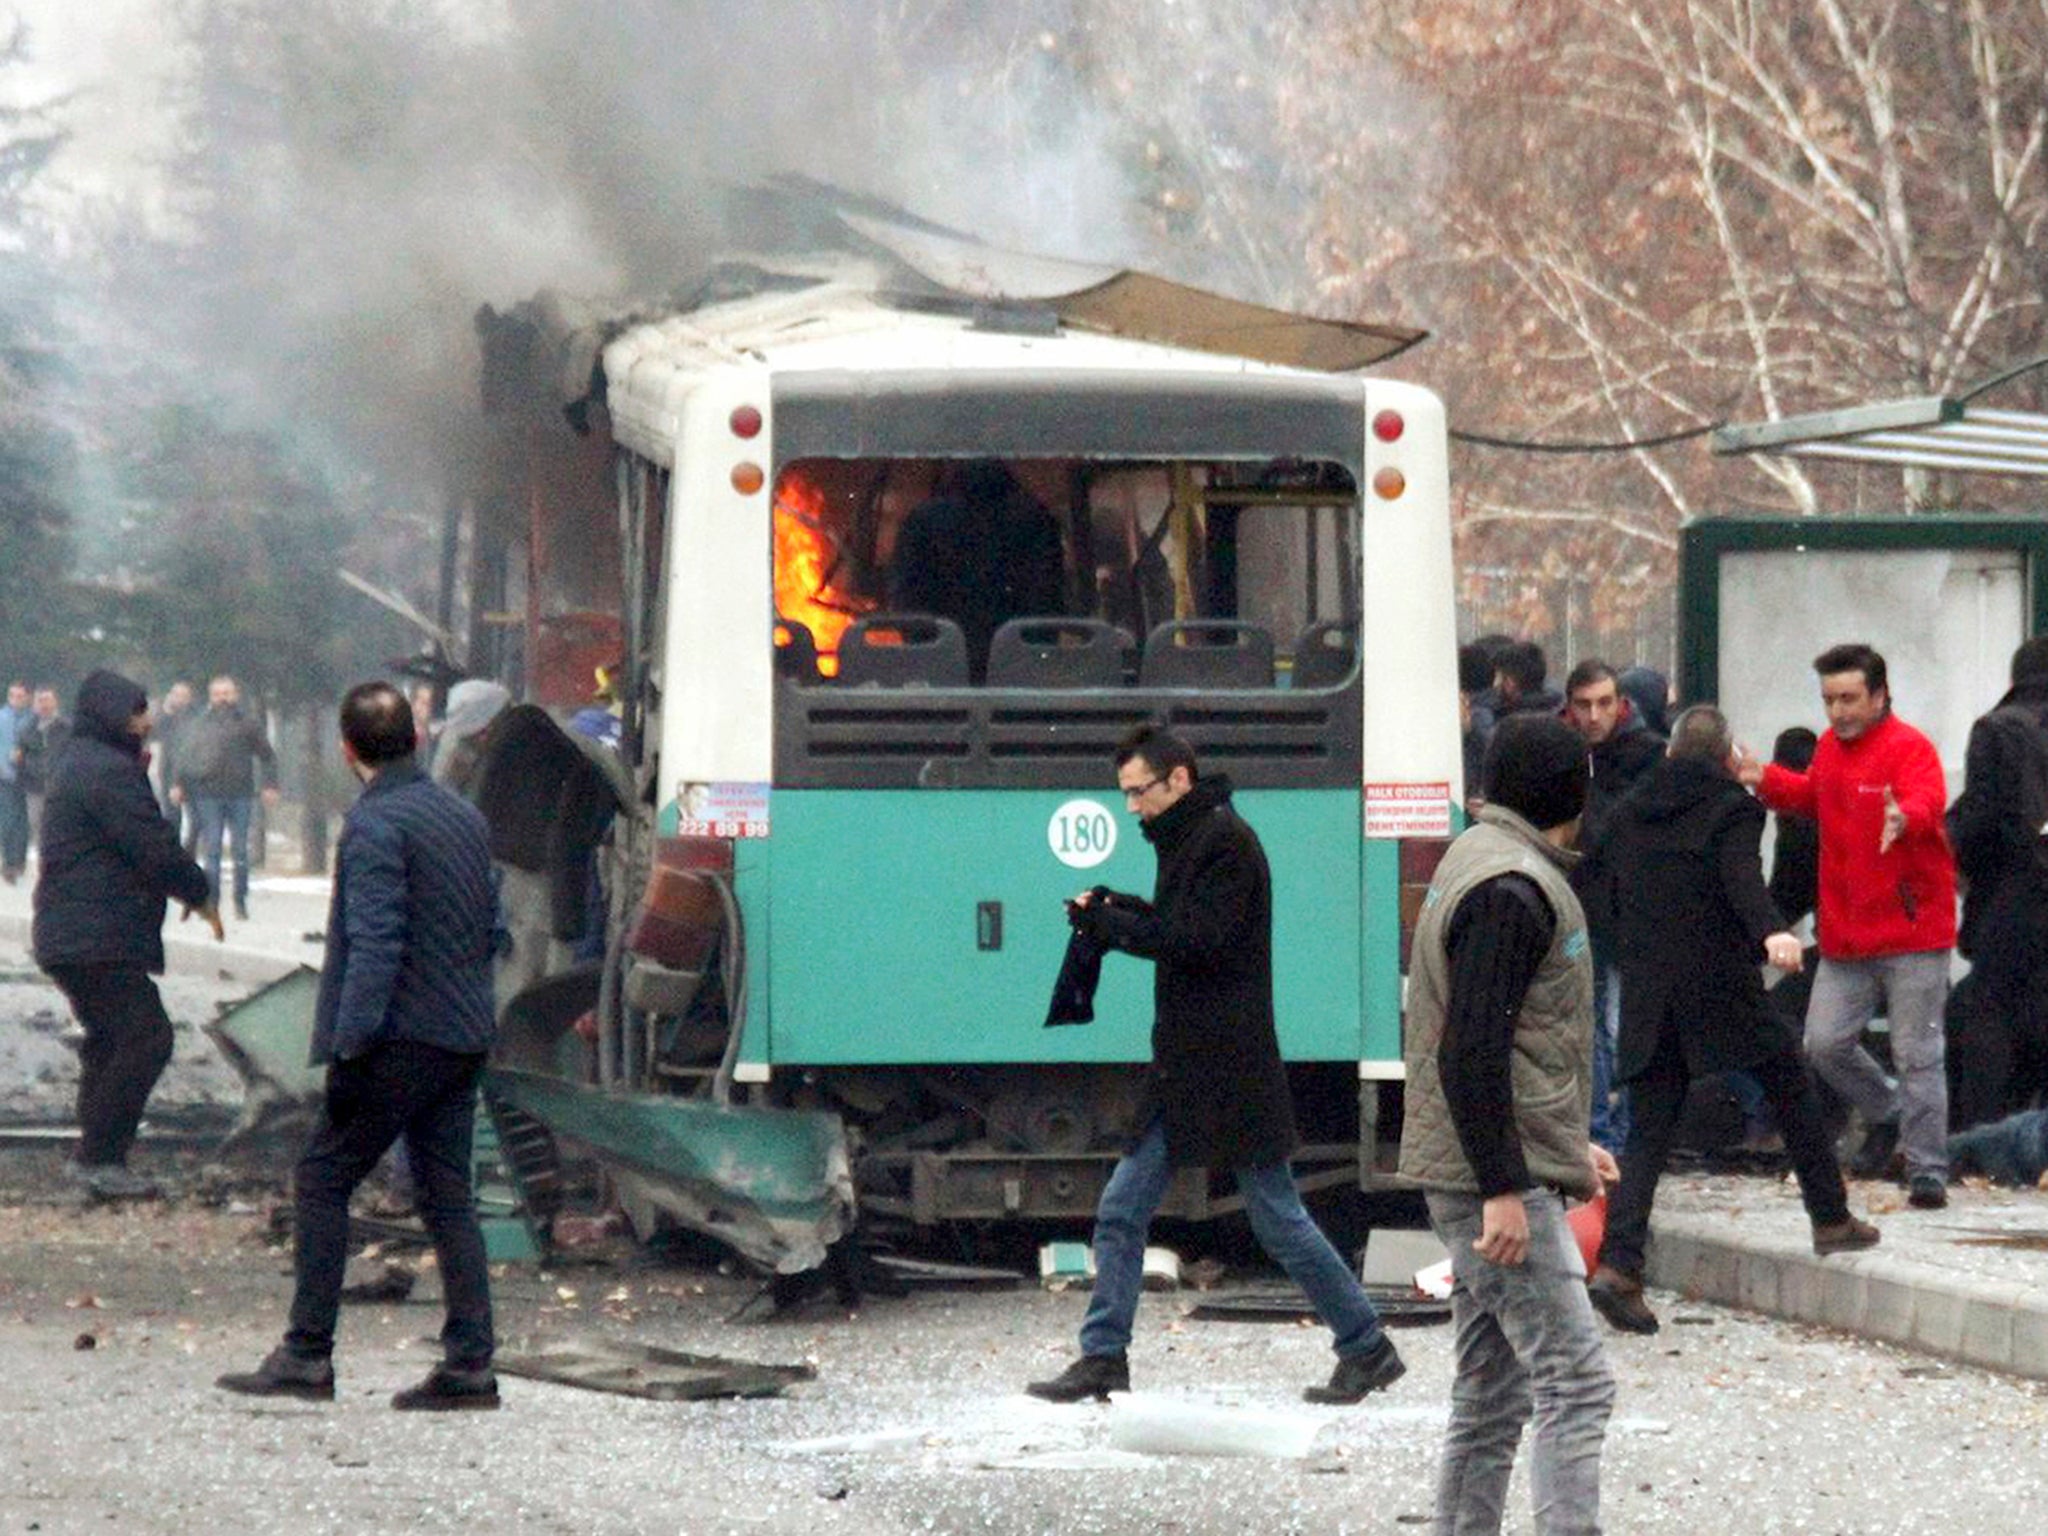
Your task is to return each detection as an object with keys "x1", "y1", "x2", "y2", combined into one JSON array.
[
  {"x1": 1400, "y1": 713, "x2": 1619, "y2": 1536},
  {"x1": 1739, "y1": 643, "x2": 1957, "y2": 1209}
]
